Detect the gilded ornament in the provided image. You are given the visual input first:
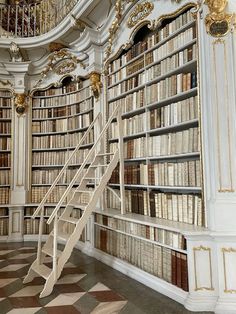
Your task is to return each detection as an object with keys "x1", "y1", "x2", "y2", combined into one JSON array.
[
  {"x1": 54, "y1": 60, "x2": 77, "y2": 75},
  {"x1": 127, "y1": 2, "x2": 154, "y2": 28},
  {"x1": 205, "y1": 0, "x2": 234, "y2": 37},
  {"x1": 49, "y1": 42, "x2": 68, "y2": 53},
  {"x1": 89, "y1": 72, "x2": 102, "y2": 99},
  {"x1": 14, "y1": 93, "x2": 27, "y2": 115}
]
